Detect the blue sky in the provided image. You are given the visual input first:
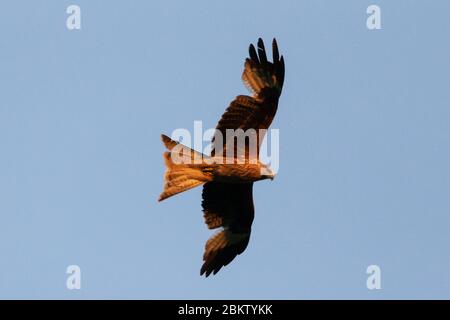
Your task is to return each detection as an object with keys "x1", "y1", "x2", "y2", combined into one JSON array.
[{"x1": 0, "y1": 0, "x2": 449, "y2": 299}]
